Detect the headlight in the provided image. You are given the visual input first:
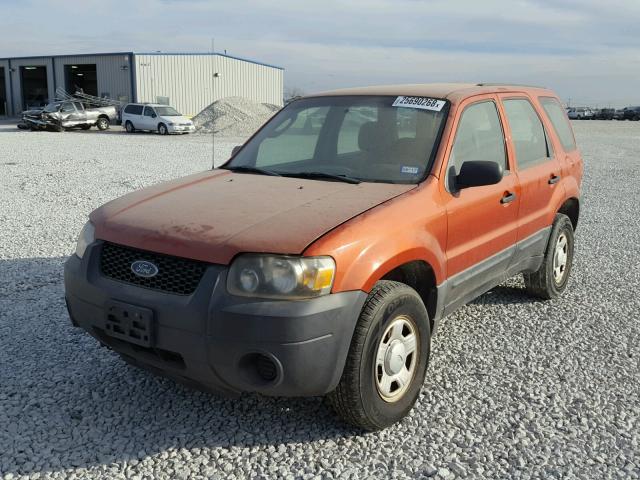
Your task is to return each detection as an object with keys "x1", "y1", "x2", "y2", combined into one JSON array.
[
  {"x1": 167, "y1": 122, "x2": 174, "y2": 126},
  {"x1": 227, "y1": 254, "x2": 335, "y2": 299},
  {"x1": 75, "y1": 221, "x2": 95, "y2": 259}
]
